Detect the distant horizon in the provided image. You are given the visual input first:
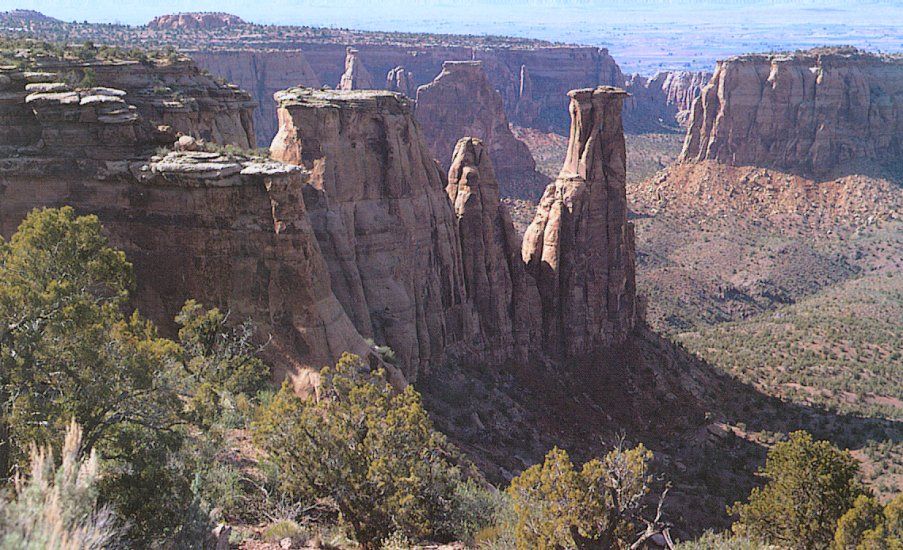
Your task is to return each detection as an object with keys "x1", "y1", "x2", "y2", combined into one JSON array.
[{"x1": 2, "y1": 0, "x2": 901, "y2": 74}]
